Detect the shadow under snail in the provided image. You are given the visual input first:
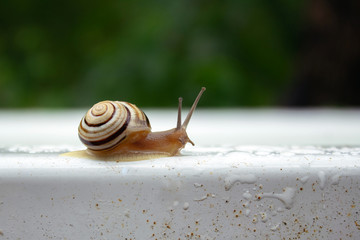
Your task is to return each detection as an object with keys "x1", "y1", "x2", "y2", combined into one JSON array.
[{"x1": 63, "y1": 87, "x2": 206, "y2": 161}]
